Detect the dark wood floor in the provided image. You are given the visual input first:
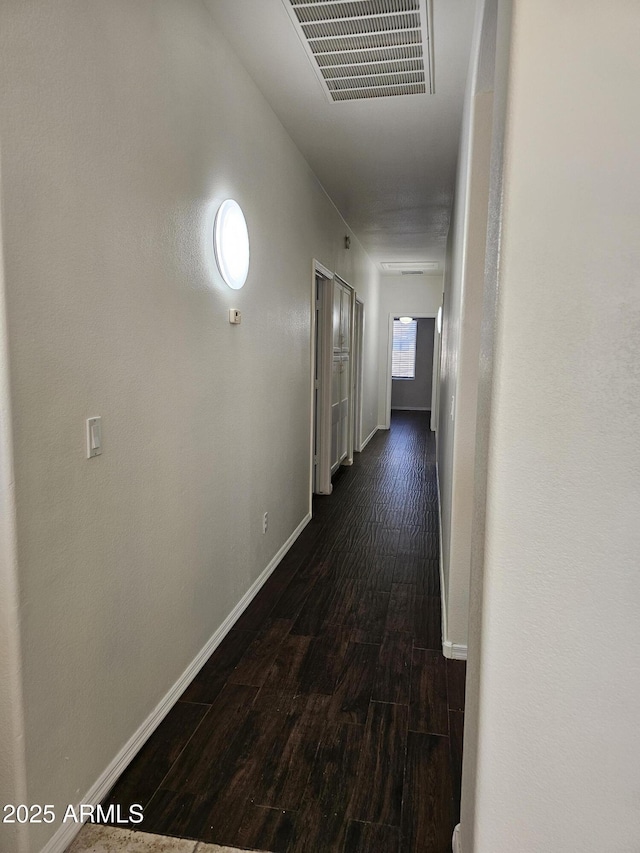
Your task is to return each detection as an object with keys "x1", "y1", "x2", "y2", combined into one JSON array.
[{"x1": 104, "y1": 411, "x2": 466, "y2": 852}]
